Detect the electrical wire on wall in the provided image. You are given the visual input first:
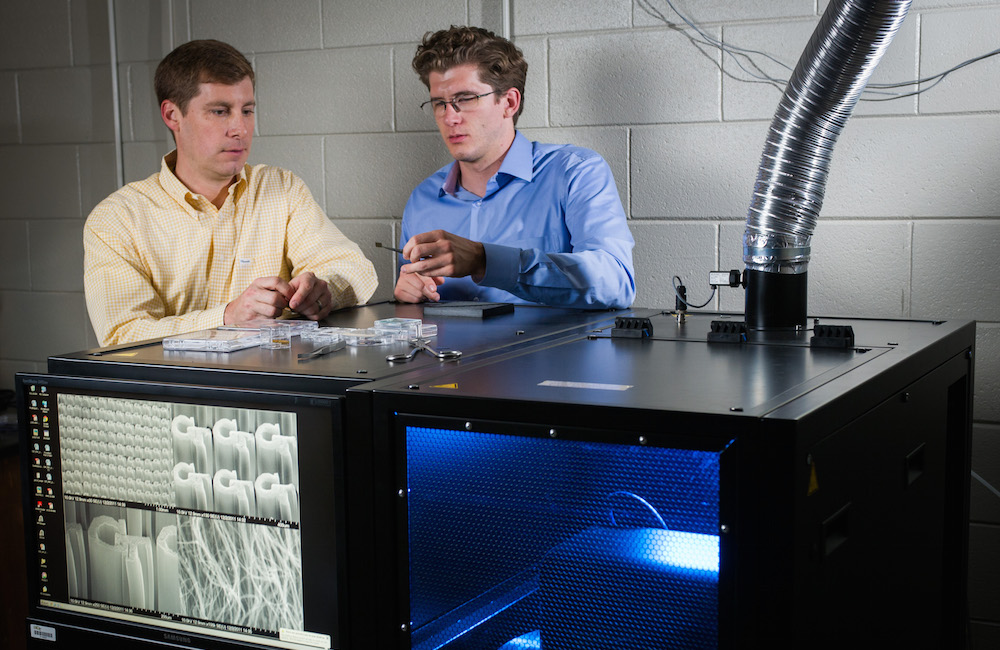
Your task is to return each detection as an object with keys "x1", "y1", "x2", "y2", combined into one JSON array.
[{"x1": 635, "y1": 0, "x2": 1000, "y2": 102}]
